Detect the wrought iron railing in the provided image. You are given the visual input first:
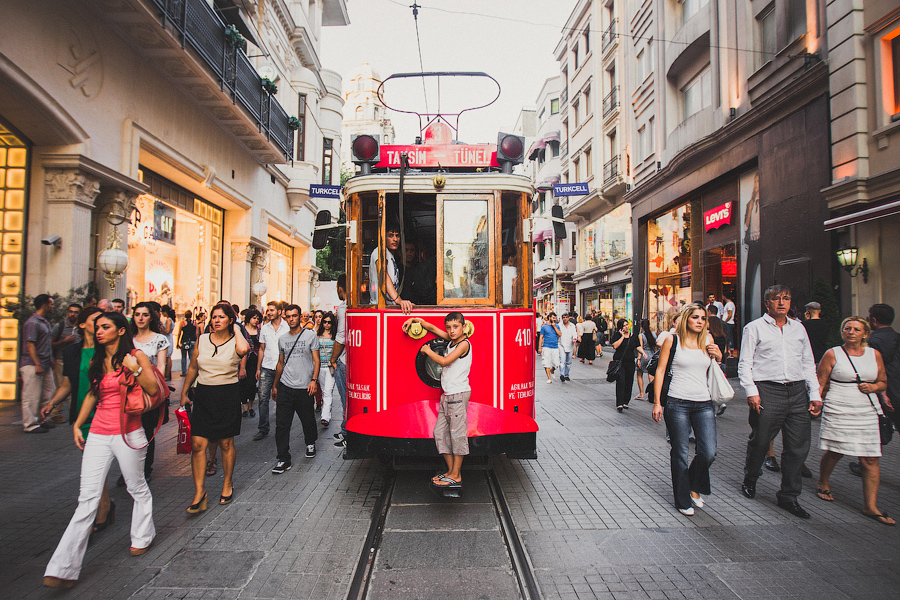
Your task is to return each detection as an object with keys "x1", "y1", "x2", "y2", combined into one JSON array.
[
  {"x1": 150, "y1": 0, "x2": 294, "y2": 160},
  {"x1": 602, "y1": 19, "x2": 617, "y2": 51},
  {"x1": 560, "y1": 86, "x2": 569, "y2": 106},
  {"x1": 602, "y1": 87, "x2": 619, "y2": 117},
  {"x1": 560, "y1": 141, "x2": 569, "y2": 159},
  {"x1": 603, "y1": 155, "x2": 620, "y2": 184}
]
